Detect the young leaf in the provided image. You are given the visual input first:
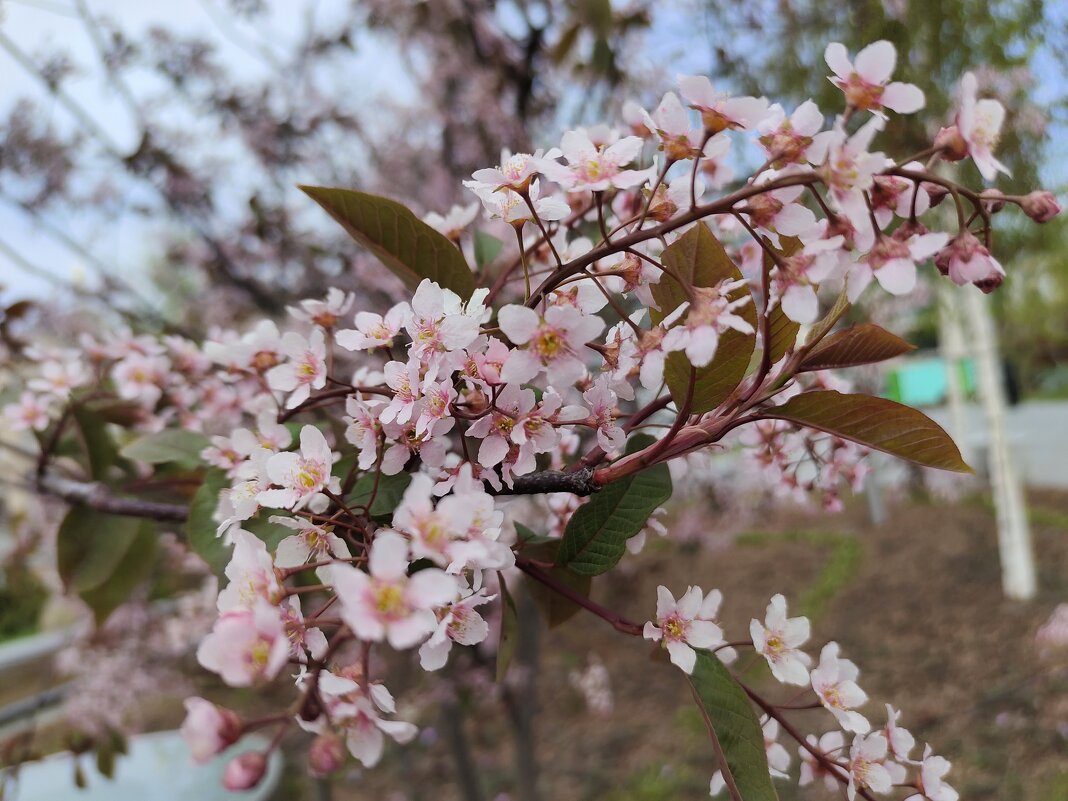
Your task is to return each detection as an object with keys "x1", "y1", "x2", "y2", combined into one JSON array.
[
  {"x1": 56, "y1": 507, "x2": 157, "y2": 624},
  {"x1": 474, "y1": 231, "x2": 504, "y2": 269},
  {"x1": 765, "y1": 390, "x2": 972, "y2": 472},
  {"x1": 120, "y1": 429, "x2": 210, "y2": 465},
  {"x1": 496, "y1": 573, "x2": 519, "y2": 682},
  {"x1": 650, "y1": 224, "x2": 757, "y2": 413},
  {"x1": 57, "y1": 507, "x2": 143, "y2": 593},
  {"x1": 71, "y1": 403, "x2": 120, "y2": 481},
  {"x1": 688, "y1": 651, "x2": 779, "y2": 801},
  {"x1": 185, "y1": 468, "x2": 232, "y2": 577},
  {"x1": 299, "y1": 186, "x2": 475, "y2": 297},
  {"x1": 79, "y1": 520, "x2": 157, "y2": 625},
  {"x1": 797, "y1": 324, "x2": 915, "y2": 372},
  {"x1": 556, "y1": 435, "x2": 672, "y2": 575}
]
